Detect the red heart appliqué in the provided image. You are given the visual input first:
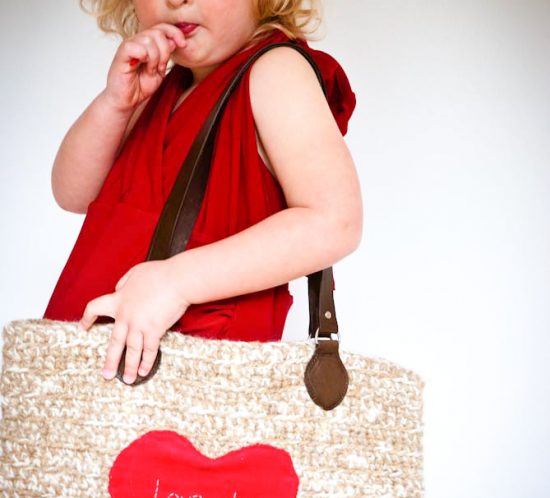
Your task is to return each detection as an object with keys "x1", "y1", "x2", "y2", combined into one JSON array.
[{"x1": 109, "y1": 430, "x2": 299, "y2": 498}]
